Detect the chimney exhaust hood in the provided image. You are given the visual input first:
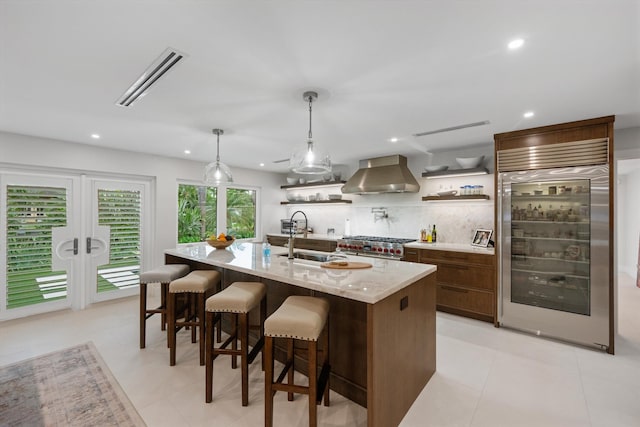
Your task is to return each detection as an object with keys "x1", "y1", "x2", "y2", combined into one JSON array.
[{"x1": 341, "y1": 155, "x2": 420, "y2": 194}]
